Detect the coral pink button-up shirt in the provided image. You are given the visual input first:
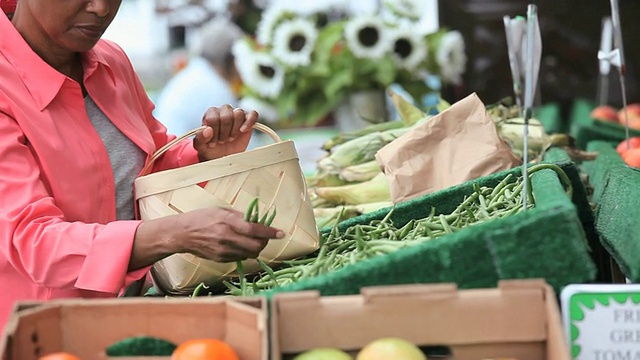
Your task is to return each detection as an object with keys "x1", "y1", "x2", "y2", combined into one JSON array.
[{"x1": 0, "y1": 12, "x2": 199, "y2": 330}]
